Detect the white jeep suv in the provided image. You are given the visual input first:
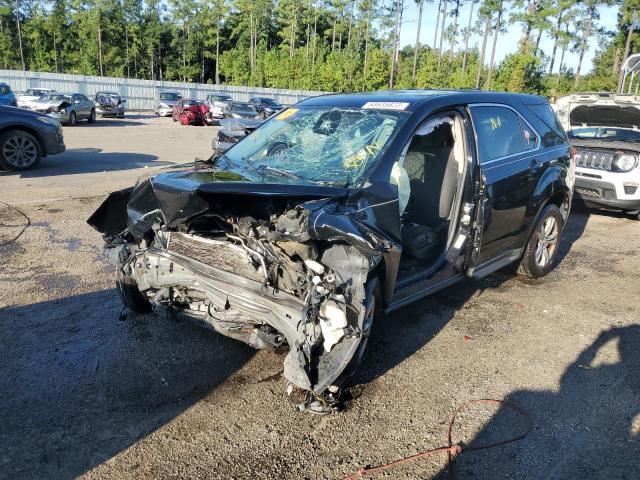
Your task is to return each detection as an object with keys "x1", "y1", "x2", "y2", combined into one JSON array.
[{"x1": 555, "y1": 93, "x2": 640, "y2": 219}]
